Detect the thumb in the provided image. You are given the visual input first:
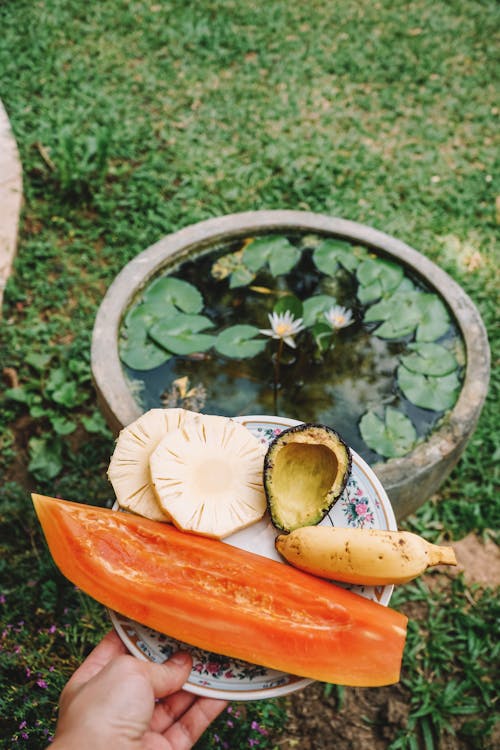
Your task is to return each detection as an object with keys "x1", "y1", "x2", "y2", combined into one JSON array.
[{"x1": 141, "y1": 651, "x2": 193, "y2": 698}]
